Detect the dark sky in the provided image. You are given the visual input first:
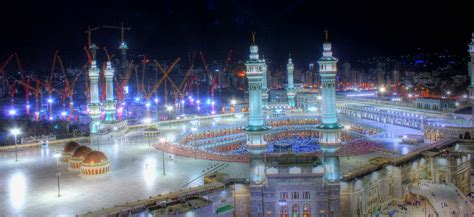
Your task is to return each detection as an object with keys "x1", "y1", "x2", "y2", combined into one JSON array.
[{"x1": 1, "y1": 0, "x2": 472, "y2": 70}]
